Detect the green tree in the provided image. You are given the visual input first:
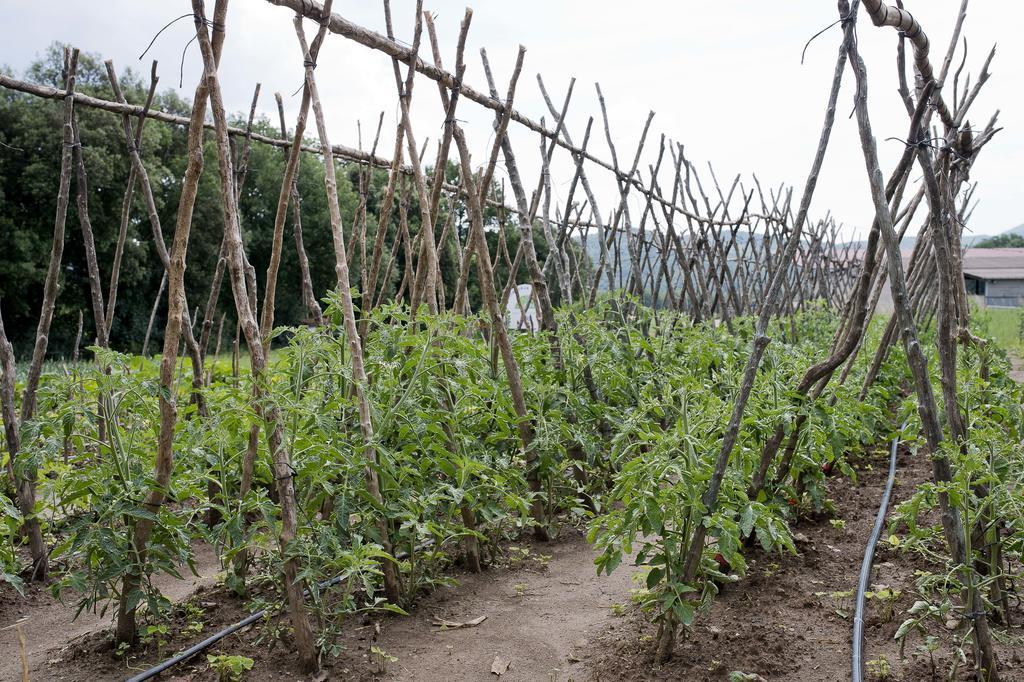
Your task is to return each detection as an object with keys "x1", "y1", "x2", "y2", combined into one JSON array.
[
  {"x1": 974, "y1": 233, "x2": 1024, "y2": 248},
  {"x1": 0, "y1": 44, "x2": 568, "y2": 359}
]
